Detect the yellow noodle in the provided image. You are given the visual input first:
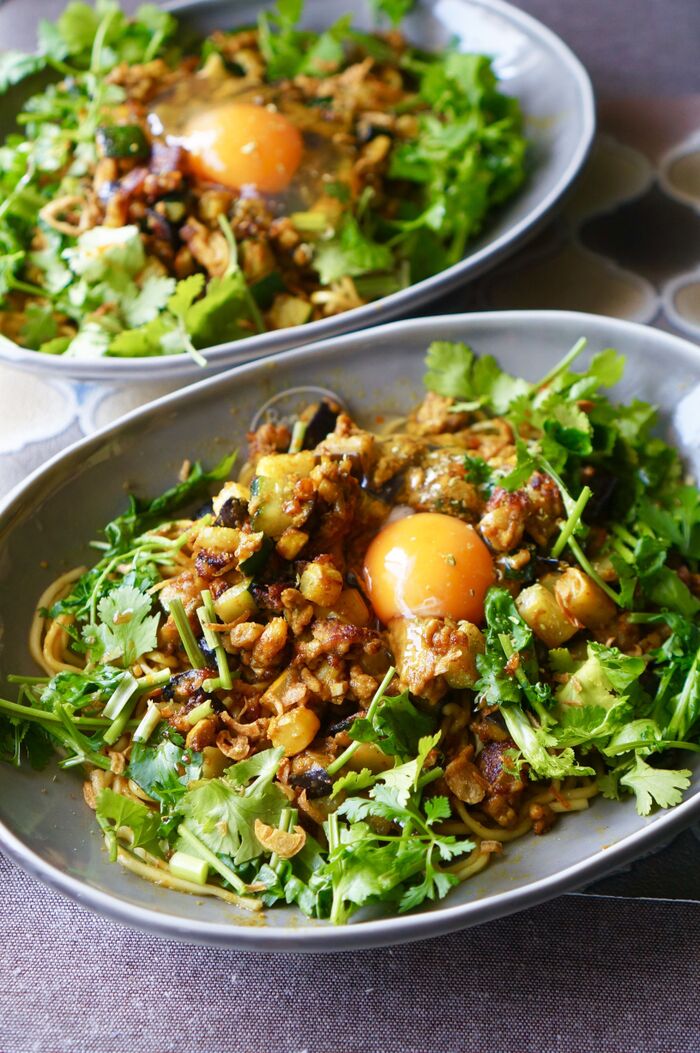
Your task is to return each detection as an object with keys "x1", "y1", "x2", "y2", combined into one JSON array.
[
  {"x1": 42, "y1": 615, "x2": 83, "y2": 675},
  {"x1": 116, "y1": 848, "x2": 262, "y2": 912},
  {"x1": 144, "y1": 650, "x2": 179, "y2": 669},
  {"x1": 29, "y1": 566, "x2": 86, "y2": 671},
  {"x1": 565, "y1": 780, "x2": 600, "y2": 801},
  {"x1": 549, "y1": 798, "x2": 590, "y2": 814},
  {"x1": 454, "y1": 800, "x2": 533, "y2": 843},
  {"x1": 447, "y1": 845, "x2": 492, "y2": 881}
]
